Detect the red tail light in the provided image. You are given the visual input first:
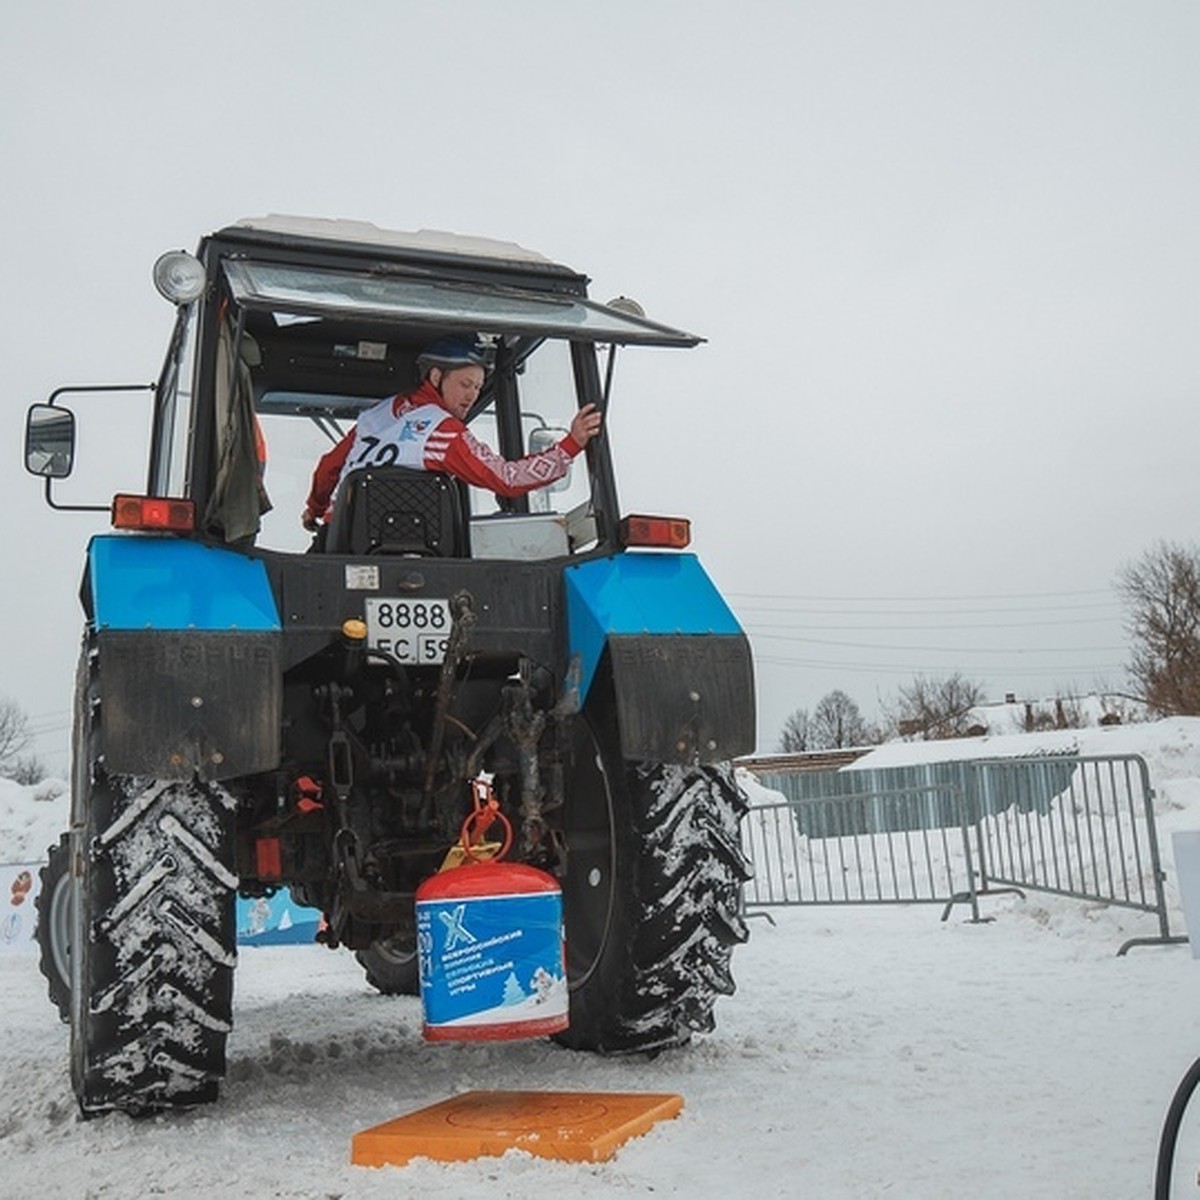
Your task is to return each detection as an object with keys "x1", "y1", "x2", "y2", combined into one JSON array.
[
  {"x1": 620, "y1": 514, "x2": 691, "y2": 549},
  {"x1": 111, "y1": 494, "x2": 196, "y2": 532},
  {"x1": 255, "y1": 837, "x2": 283, "y2": 881}
]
